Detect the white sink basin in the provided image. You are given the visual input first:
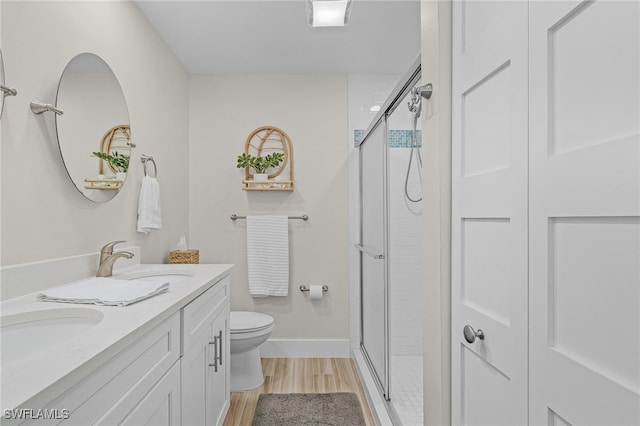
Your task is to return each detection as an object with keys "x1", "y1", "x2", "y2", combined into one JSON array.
[
  {"x1": 1, "y1": 308, "x2": 104, "y2": 365},
  {"x1": 114, "y1": 269, "x2": 194, "y2": 283}
]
